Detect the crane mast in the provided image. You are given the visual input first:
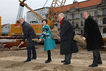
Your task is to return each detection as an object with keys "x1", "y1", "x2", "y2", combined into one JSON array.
[{"x1": 47, "y1": 0, "x2": 66, "y2": 28}]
